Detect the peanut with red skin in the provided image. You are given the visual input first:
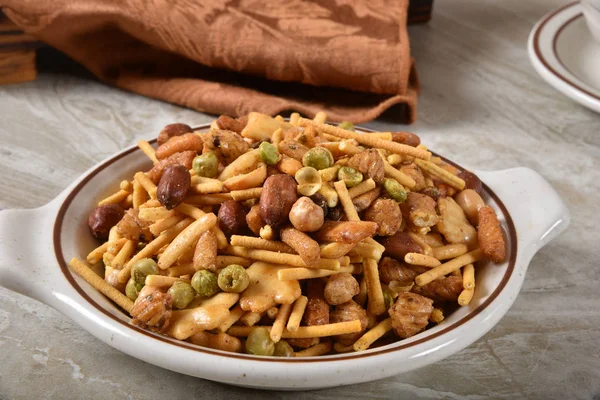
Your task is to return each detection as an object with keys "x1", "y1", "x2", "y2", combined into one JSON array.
[
  {"x1": 259, "y1": 174, "x2": 298, "y2": 227},
  {"x1": 157, "y1": 165, "x2": 191, "y2": 210},
  {"x1": 157, "y1": 123, "x2": 192, "y2": 146},
  {"x1": 88, "y1": 204, "x2": 125, "y2": 240},
  {"x1": 218, "y1": 200, "x2": 248, "y2": 236}
]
